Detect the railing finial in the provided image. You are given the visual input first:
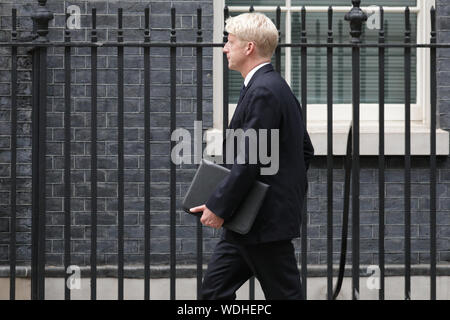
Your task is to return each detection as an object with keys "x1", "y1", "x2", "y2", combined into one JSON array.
[
  {"x1": 31, "y1": 0, "x2": 54, "y2": 42},
  {"x1": 345, "y1": 0, "x2": 367, "y2": 43}
]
